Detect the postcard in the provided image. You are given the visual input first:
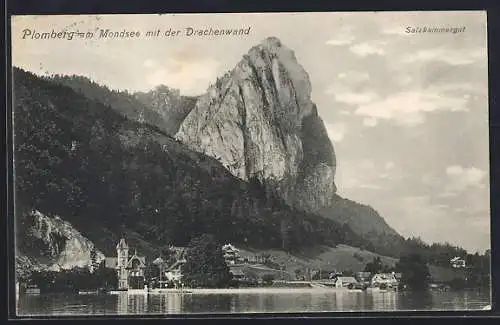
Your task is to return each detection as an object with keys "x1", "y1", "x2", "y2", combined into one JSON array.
[{"x1": 10, "y1": 11, "x2": 491, "y2": 316}]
